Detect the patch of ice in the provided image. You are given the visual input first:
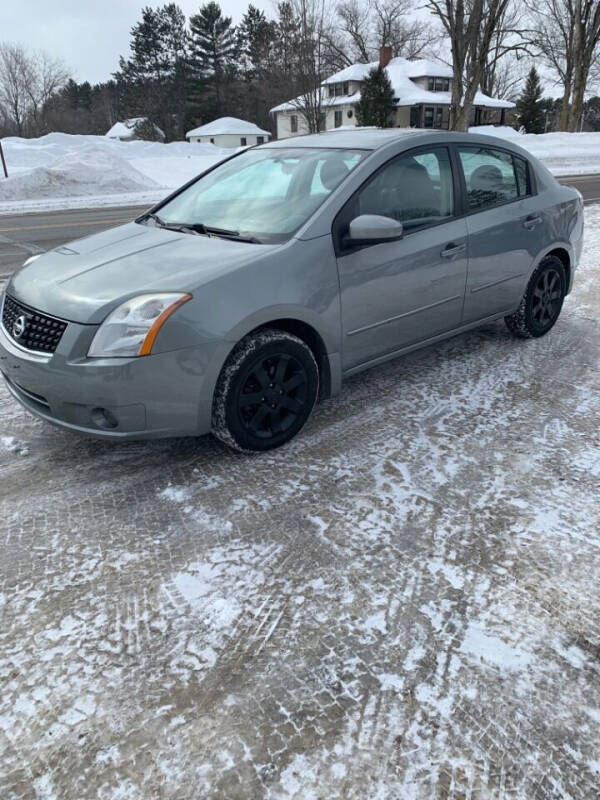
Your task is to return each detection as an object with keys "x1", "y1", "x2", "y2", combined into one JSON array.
[
  {"x1": 159, "y1": 485, "x2": 192, "y2": 503},
  {"x1": 0, "y1": 435, "x2": 29, "y2": 456},
  {"x1": 460, "y1": 623, "x2": 533, "y2": 671},
  {"x1": 377, "y1": 672, "x2": 404, "y2": 691}
]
